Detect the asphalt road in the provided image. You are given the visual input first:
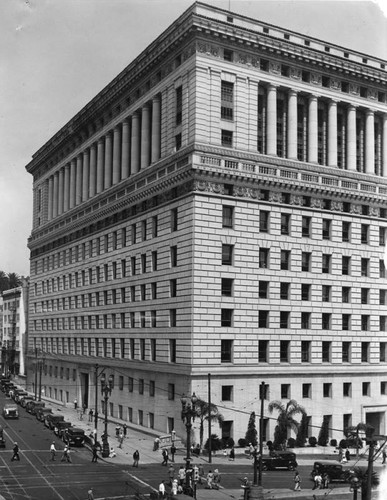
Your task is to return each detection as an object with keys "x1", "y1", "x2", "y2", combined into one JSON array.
[{"x1": 0, "y1": 393, "x2": 151, "y2": 500}]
